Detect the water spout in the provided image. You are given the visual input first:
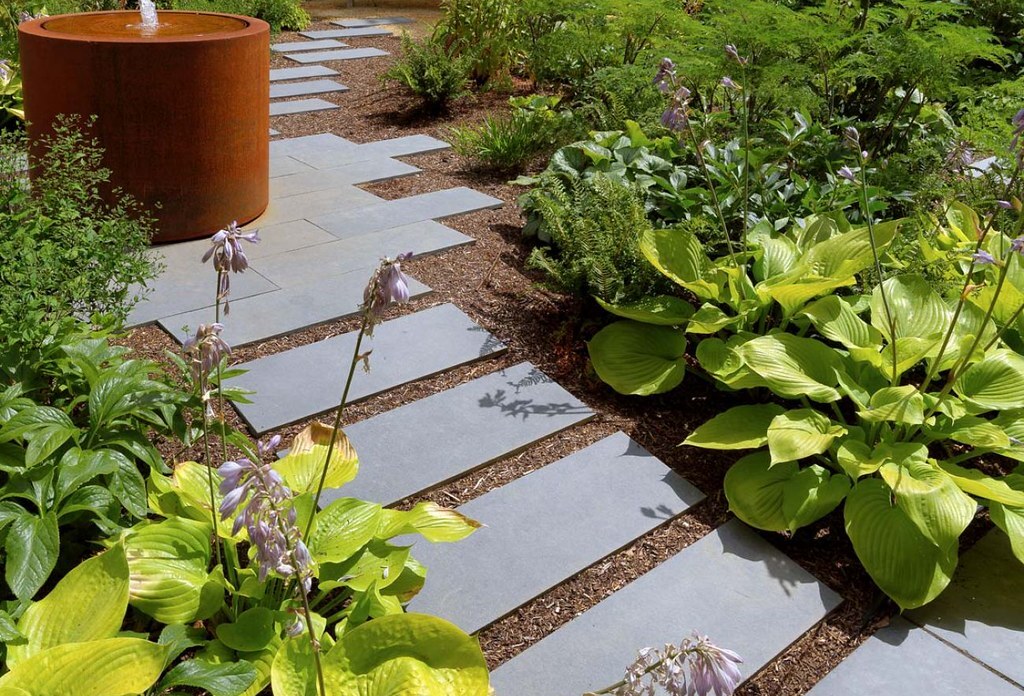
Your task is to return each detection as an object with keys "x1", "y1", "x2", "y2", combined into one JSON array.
[{"x1": 139, "y1": 0, "x2": 158, "y2": 29}]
